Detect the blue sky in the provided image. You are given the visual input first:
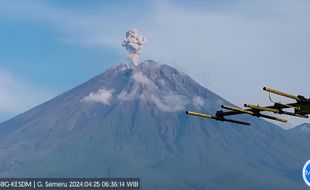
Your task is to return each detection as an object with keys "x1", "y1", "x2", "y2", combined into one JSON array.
[{"x1": 0, "y1": 0, "x2": 309, "y2": 128}]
